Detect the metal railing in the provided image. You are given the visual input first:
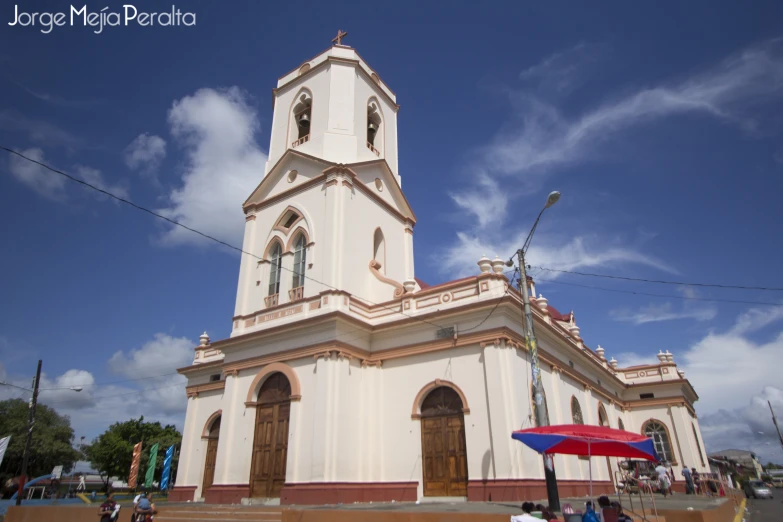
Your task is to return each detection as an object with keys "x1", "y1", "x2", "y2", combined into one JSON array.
[
  {"x1": 292, "y1": 134, "x2": 310, "y2": 148},
  {"x1": 367, "y1": 141, "x2": 380, "y2": 157},
  {"x1": 288, "y1": 286, "x2": 304, "y2": 302},
  {"x1": 614, "y1": 471, "x2": 659, "y2": 522},
  {"x1": 264, "y1": 294, "x2": 279, "y2": 308}
]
